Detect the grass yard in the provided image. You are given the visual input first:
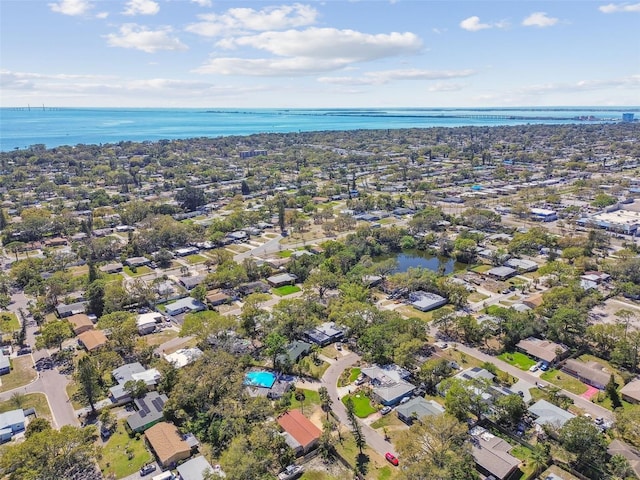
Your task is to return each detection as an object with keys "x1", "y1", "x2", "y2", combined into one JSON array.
[
  {"x1": 290, "y1": 388, "x2": 321, "y2": 411},
  {"x1": 540, "y1": 369, "x2": 588, "y2": 395},
  {"x1": 0, "y1": 312, "x2": 20, "y2": 332},
  {"x1": 185, "y1": 254, "x2": 207, "y2": 264},
  {"x1": 0, "y1": 392, "x2": 53, "y2": 425},
  {"x1": 349, "y1": 368, "x2": 362, "y2": 383},
  {"x1": 144, "y1": 329, "x2": 179, "y2": 346},
  {"x1": 510, "y1": 445, "x2": 537, "y2": 480},
  {"x1": 104, "y1": 273, "x2": 124, "y2": 283},
  {"x1": 273, "y1": 285, "x2": 301, "y2": 296},
  {"x1": 498, "y1": 352, "x2": 537, "y2": 371},
  {"x1": 123, "y1": 266, "x2": 152, "y2": 277},
  {"x1": 70, "y1": 265, "x2": 89, "y2": 277},
  {"x1": 471, "y1": 264, "x2": 493, "y2": 273},
  {"x1": 334, "y1": 432, "x2": 399, "y2": 480},
  {"x1": 301, "y1": 472, "x2": 345, "y2": 480},
  {"x1": 320, "y1": 345, "x2": 339, "y2": 359},
  {"x1": 341, "y1": 391, "x2": 377, "y2": 418},
  {"x1": 304, "y1": 359, "x2": 330, "y2": 379},
  {"x1": 0, "y1": 356, "x2": 36, "y2": 393},
  {"x1": 99, "y1": 420, "x2": 153, "y2": 479},
  {"x1": 468, "y1": 292, "x2": 489, "y2": 303},
  {"x1": 277, "y1": 250, "x2": 292, "y2": 258},
  {"x1": 225, "y1": 244, "x2": 250, "y2": 253}
]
